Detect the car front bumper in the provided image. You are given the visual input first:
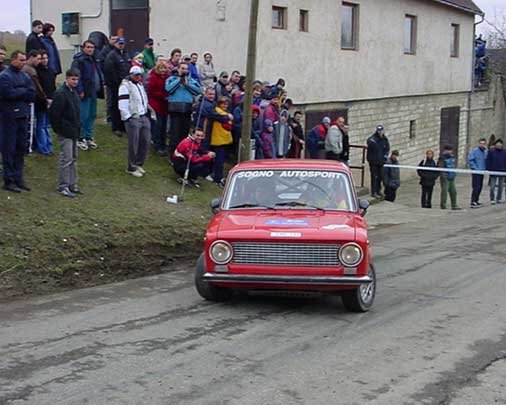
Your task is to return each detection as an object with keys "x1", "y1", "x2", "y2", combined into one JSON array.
[{"x1": 202, "y1": 273, "x2": 372, "y2": 285}]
